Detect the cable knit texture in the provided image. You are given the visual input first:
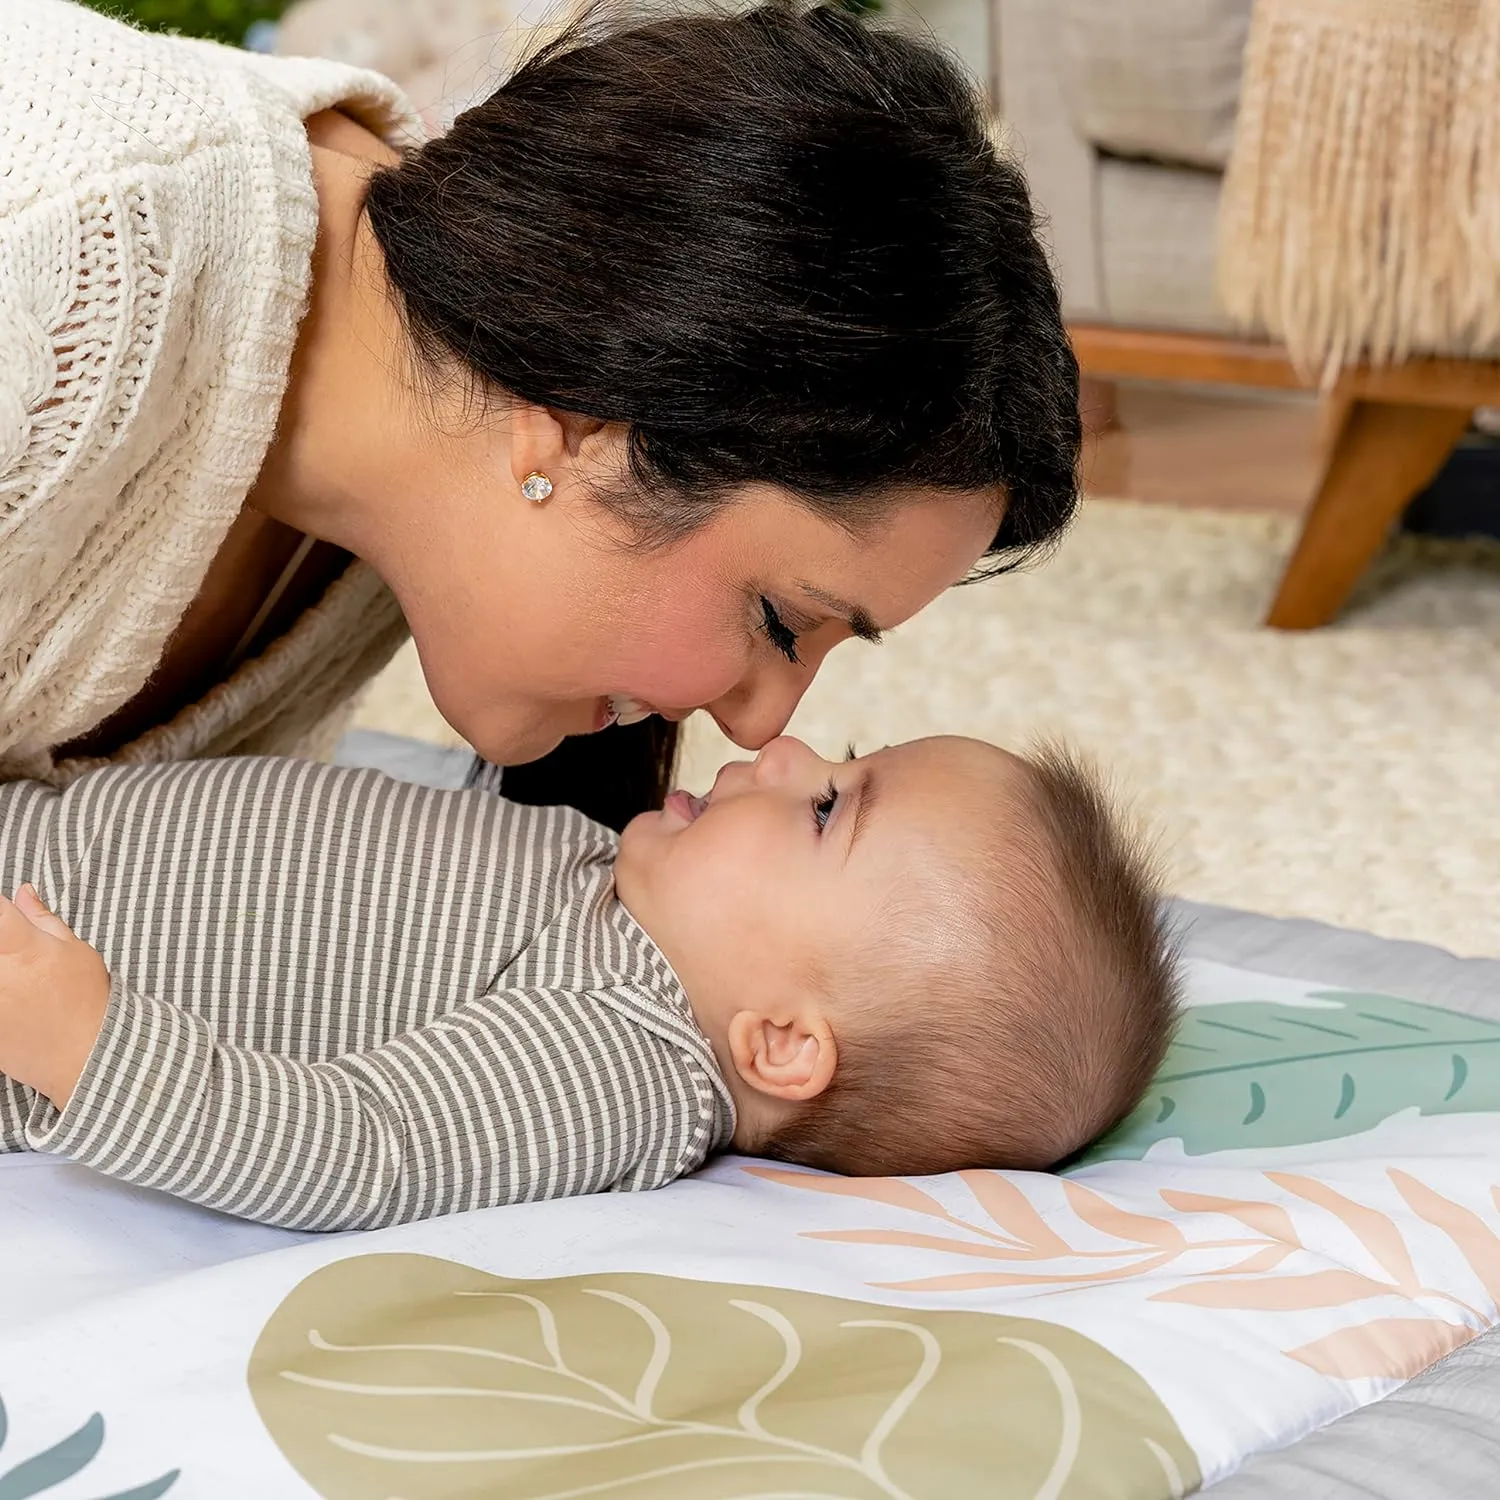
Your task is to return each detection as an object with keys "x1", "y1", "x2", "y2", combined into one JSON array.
[{"x1": 0, "y1": 0, "x2": 420, "y2": 784}]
